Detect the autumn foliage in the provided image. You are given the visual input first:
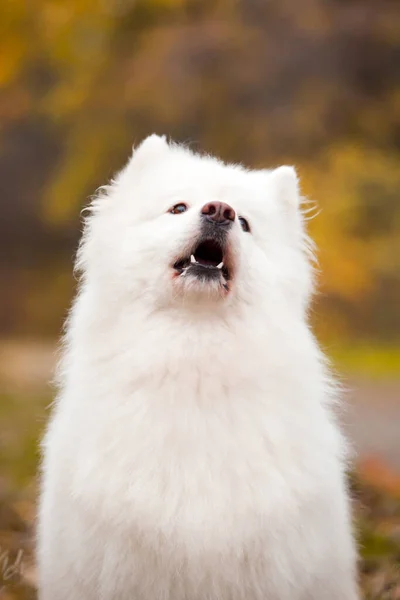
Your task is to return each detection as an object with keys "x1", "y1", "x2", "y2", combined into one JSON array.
[{"x1": 0, "y1": 0, "x2": 399, "y2": 343}]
